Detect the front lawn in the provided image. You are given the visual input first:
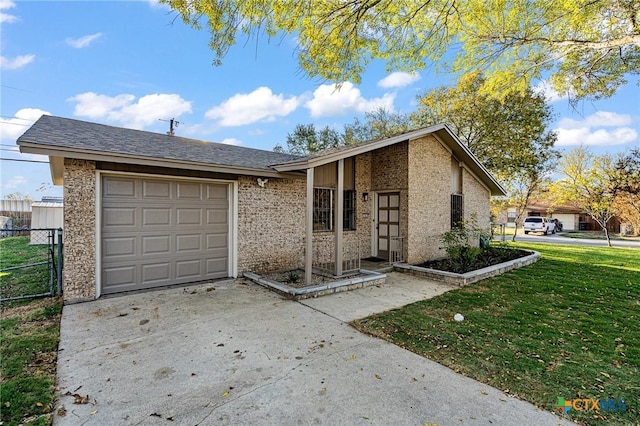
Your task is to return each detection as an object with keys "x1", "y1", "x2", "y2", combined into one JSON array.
[
  {"x1": 353, "y1": 243, "x2": 639, "y2": 425},
  {"x1": 1, "y1": 298, "x2": 62, "y2": 426}
]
